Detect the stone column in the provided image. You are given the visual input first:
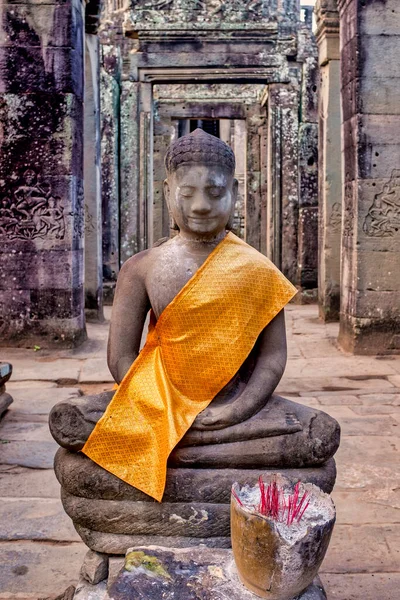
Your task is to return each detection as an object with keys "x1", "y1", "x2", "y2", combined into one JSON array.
[
  {"x1": 139, "y1": 83, "x2": 153, "y2": 250},
  {"x1": 120, "y1": 81, "x2": 140, "y2": 263},
  {"x1": 338, "y1": 0, "x2": 400, "y2": 353},
  {"x1": 119, "y1": 81, "x2": 153, "y2": 262},
  {"x1": 100, "y1": 44, "x2": 121, "y2": 296},
  {"x1": 315, "y1": 0, "x2": 342, "y2": 321},
  {"x1": 245, "y1": 105, "x2": 264, "y2": 252},
  {"x1": 267, "y1": 84, "x2": 300, "y2": 284},
  {"x1": 297, "y1": 22, "x2": 319, "y2": 301},
  {"x1": 0, "y1": 0, "x2": 86, "y2": 347},
  {"x1": 84, "y1": 33, "x2": 103, "y2": 321},
  {"x1": 153, "y1": 108, "x2": 173, "y2": 242}
]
